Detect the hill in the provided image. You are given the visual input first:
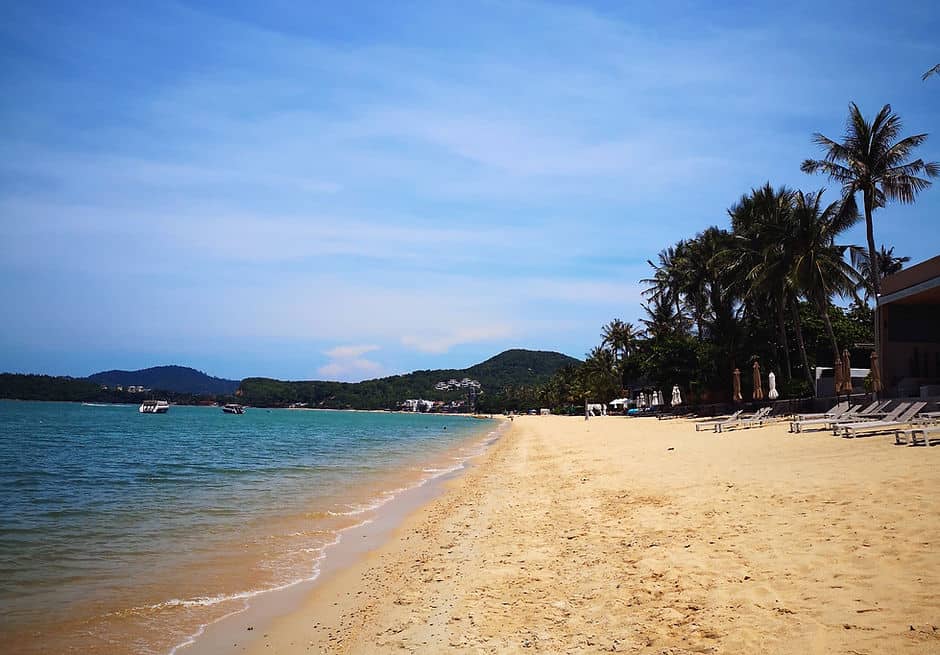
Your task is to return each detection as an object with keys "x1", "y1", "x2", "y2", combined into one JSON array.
[
  {"x1": 238, "y1": 349, "x2": 580, "y2": 410},
  {"x1": 87, "y1": 365, "x2": 240, "y2": 395}
]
